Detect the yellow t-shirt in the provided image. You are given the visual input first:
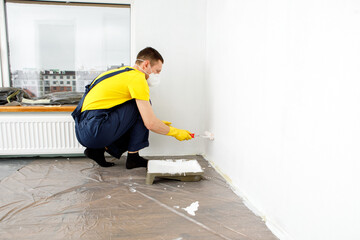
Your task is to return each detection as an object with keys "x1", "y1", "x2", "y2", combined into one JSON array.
[{"x1": 81, "y1": 67, "x2": 149, "y2": 112}]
